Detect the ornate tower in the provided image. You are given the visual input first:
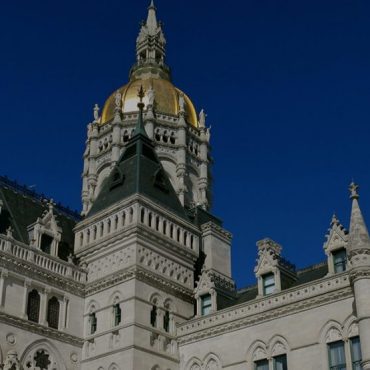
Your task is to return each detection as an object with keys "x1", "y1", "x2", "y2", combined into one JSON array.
[
  {"x1": 81, "y1": 2, "x2": 212, "y2": 216},
  {"x1": 347, "y1": 182, "x2": 370, "y2": 370},
  {"x1": 75, "y1": 94, "x2": 201, "y2": 369}
]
